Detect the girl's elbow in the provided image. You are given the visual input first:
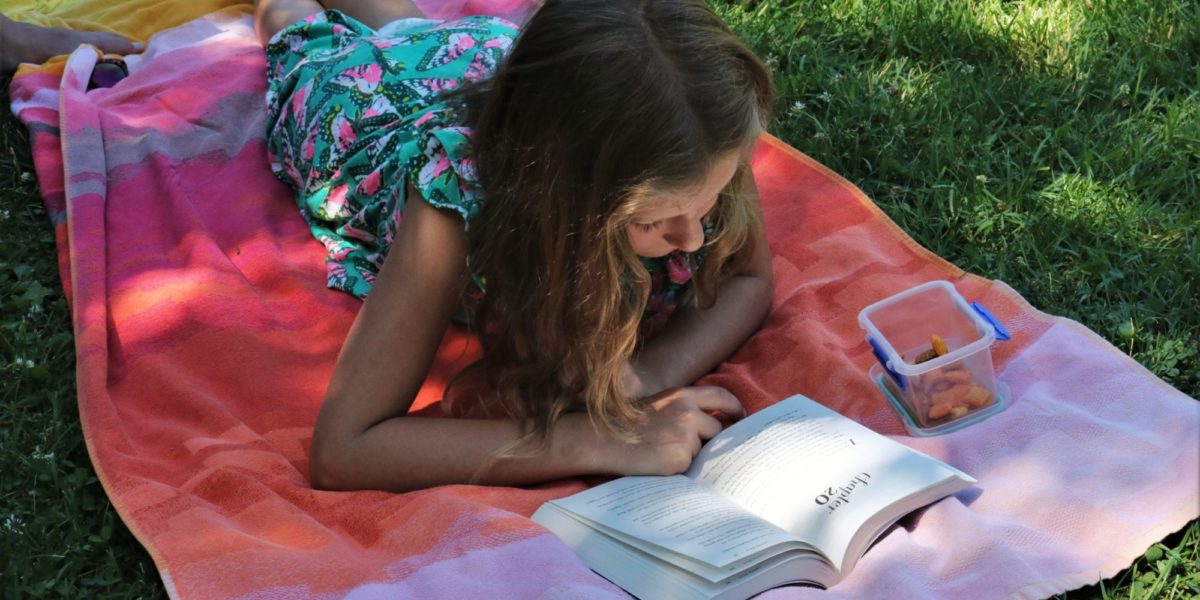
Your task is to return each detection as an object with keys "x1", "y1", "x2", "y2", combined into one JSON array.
[
  {"x1": 752, "y1": 271, "x2": 774, "y2": 321},
  {"x1": 308, "y1": 430, "x2": 351, "y2": 491}
]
